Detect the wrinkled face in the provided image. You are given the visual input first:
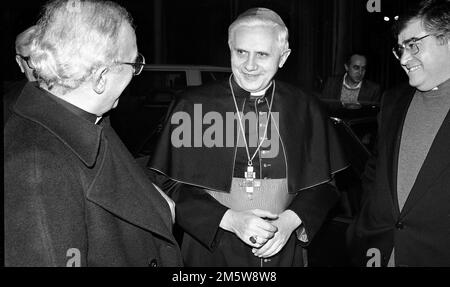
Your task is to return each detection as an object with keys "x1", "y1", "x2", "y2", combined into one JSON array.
[
  {"x1": 398, "y1": 19, "x2": 450, "y2": 91},
  {"x1": 230, "y1": 25, "x2": 290, "y2": 93},
  {"x1": 99, "y1": 22, "x2": 137, "y2": 115},
  {"x1": 344, "y1": 55, "x2": 366, "y2": 84}
]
